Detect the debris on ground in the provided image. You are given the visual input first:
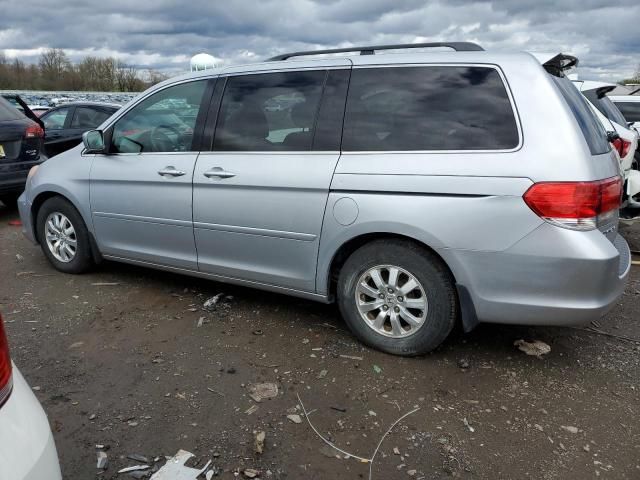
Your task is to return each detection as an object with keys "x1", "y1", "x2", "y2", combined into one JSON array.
[
  {"x1": 514, "y1": 339, "x2": 551, "y2": 357},
  {"x1": 91, "y1": 282, "x2": 120, "y2": 286},
  {"x1": 561, "y1": 425, "x2": 579, "y2": 434},
  {"x1": 203, "y1": 293, "x2": 224, "y2": 310},
  {"x1": 149, "y1": 450, "x2": 210, "y2": 479},
  {"x1": 197, "y1": 317, "x2": 204, "y2": 328},
  {"x1": 248, "y1": 382, "x2": 278, "y2": 402},
  {"x1": 15, "y1": 253, "x2": 24, "y2": 261},
  {"x1": 245, "y1": 404, "x2": 259, "y2": 415},
  {"x1": 463, "y1": 417, "x2": 475, "y2": 433},
  {"x1": 207, "y1": 387, "x2": 225, "y2": 396},
  {"x1": 373, "y1": 364, "x2": 382, "y2": 374},
  {"x1": 339, "y1": 354, "x2": 363, "y2": 361},
  {"x1": 96, "y1": 450, "x2": 108, "y2": 470},
  {"x1": 243, "y1": 468, "x2": 260, "y2": 478},
  {"x1": 457, "y1": 358, "x2": 470, "y2": 369},
  {"x1": 118, "y1": 465, "x2": 150, "y2": 474},
  {"x1": 287, "y1": 414, "x2": 302, "y2": 424},
  {"x1": 8, "y1": 219, "x2": 22, "y2": 226},
  {"x1": 254, "y1": 430, "x2": 266, "y2": 454},
  {"x1": 127, "y1": 454, "x2": 150, "y2": 464}
]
